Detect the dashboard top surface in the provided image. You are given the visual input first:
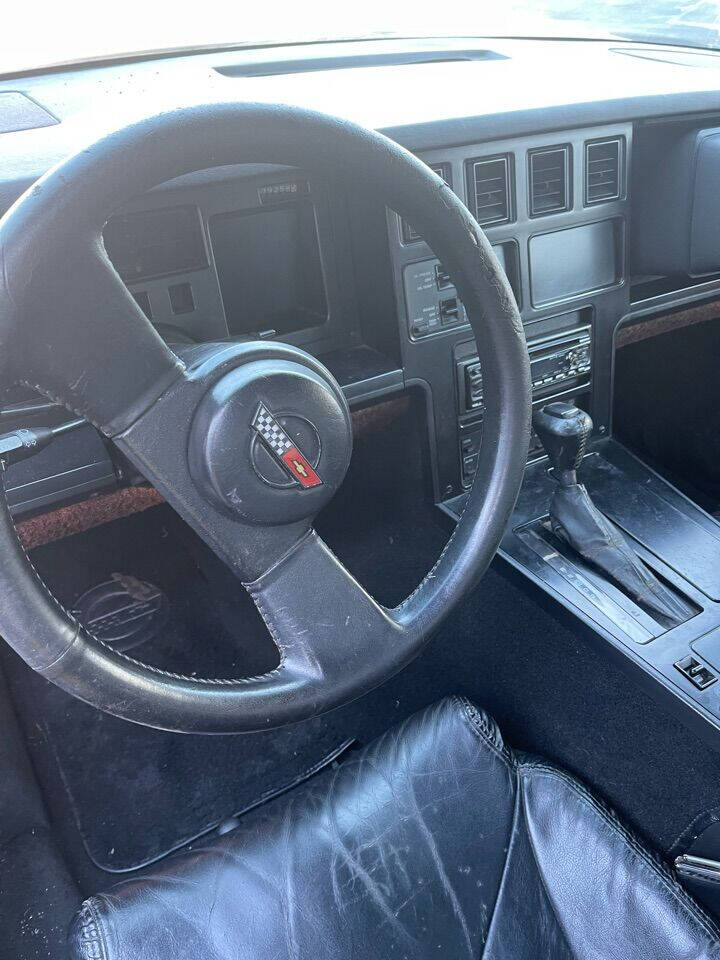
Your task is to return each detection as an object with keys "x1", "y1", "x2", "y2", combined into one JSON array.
[{"x1": 2, "y1": 36, "x2": 720, "y2": 206}]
